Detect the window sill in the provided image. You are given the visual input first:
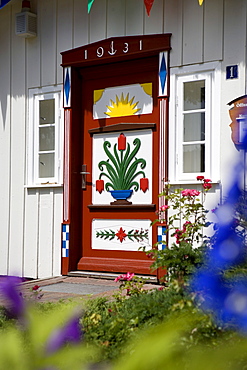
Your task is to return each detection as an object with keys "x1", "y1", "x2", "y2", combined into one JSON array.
[
  {"x1": 167, "y1": 180, "x2": 221, "y2": 186},
  {"x1": 24, "y1": 183, "x2": 63, "y2": 189}
]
